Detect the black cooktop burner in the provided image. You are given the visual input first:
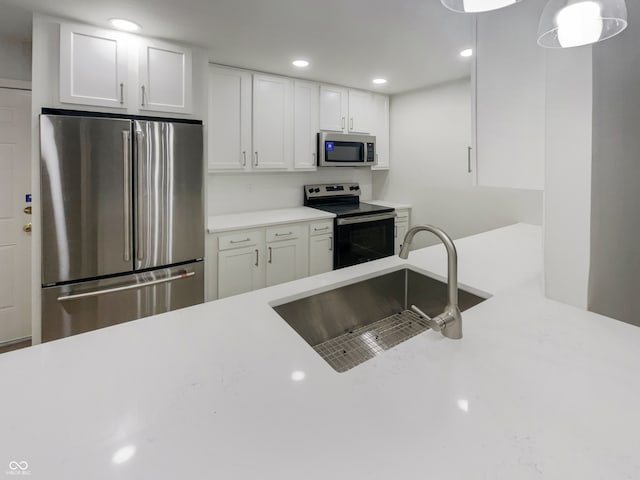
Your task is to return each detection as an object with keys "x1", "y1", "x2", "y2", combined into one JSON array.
[{"x1": 310, "y1": 202, "x2": 394, "y2": 219}]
